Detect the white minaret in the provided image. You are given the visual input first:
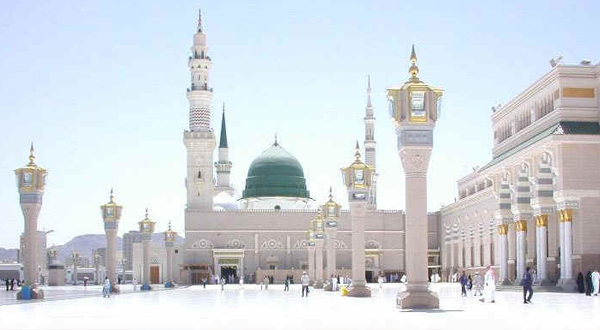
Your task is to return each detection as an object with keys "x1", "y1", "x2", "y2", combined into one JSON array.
[
  {"x1": 364, "y1": 75, "x2": 377, "y2": 209},
  {"x1": 214, "y1": 103, "x2": 234, "y2": 196},
  {"x1": 183, "y1": 10, "x2": 216, "y2": 211}
]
